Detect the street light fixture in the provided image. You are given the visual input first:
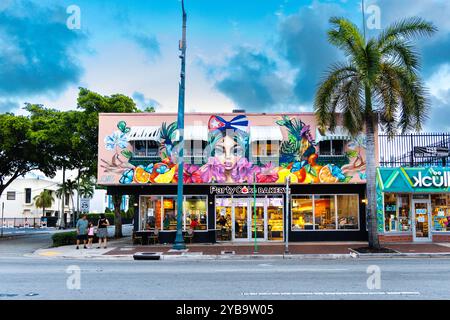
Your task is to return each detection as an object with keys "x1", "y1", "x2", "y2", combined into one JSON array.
[{"x1": 173, "y1": 0, "x2": 187, "y2": 250}]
